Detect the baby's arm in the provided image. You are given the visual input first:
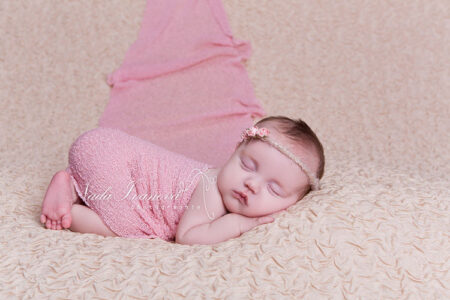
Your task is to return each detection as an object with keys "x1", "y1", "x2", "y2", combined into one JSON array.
[{"x1": 176, "y1": 213, "x2": 274, "y2": 245}]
